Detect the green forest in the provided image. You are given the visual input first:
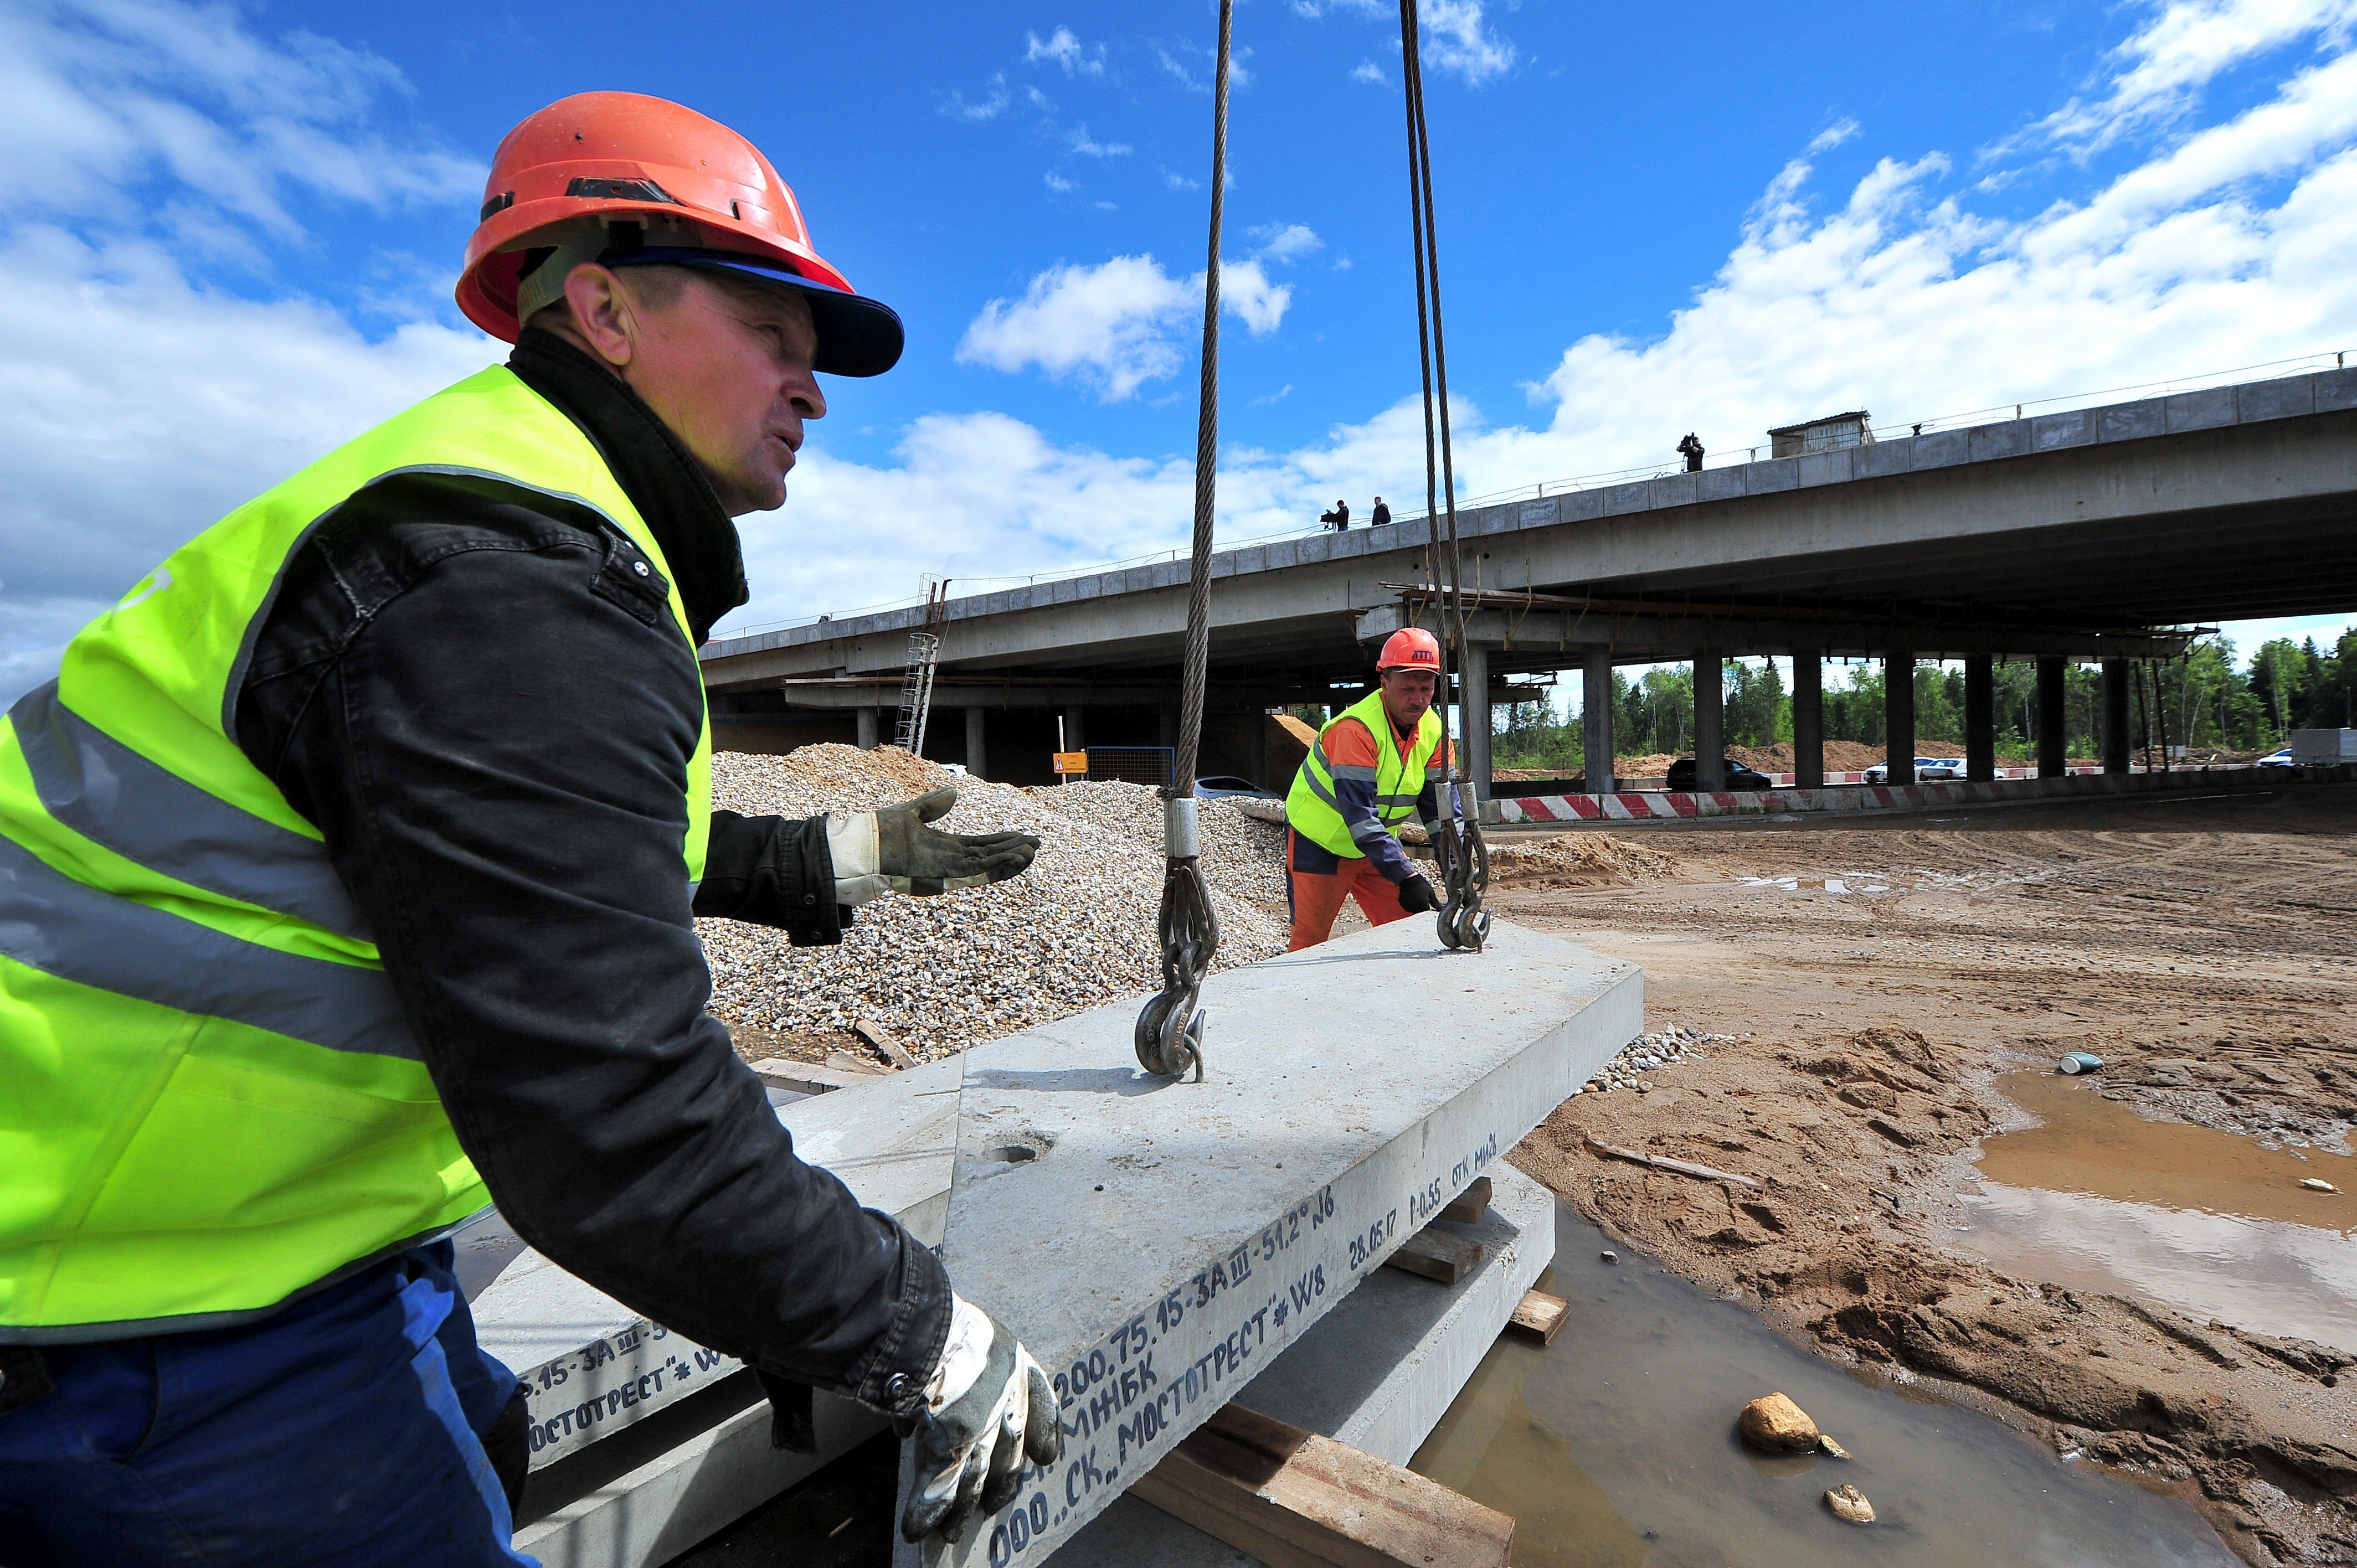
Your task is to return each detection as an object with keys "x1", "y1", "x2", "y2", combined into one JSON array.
[{"x1": 1485, "y1": 630, "x2": 2357, "y2": 773}]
